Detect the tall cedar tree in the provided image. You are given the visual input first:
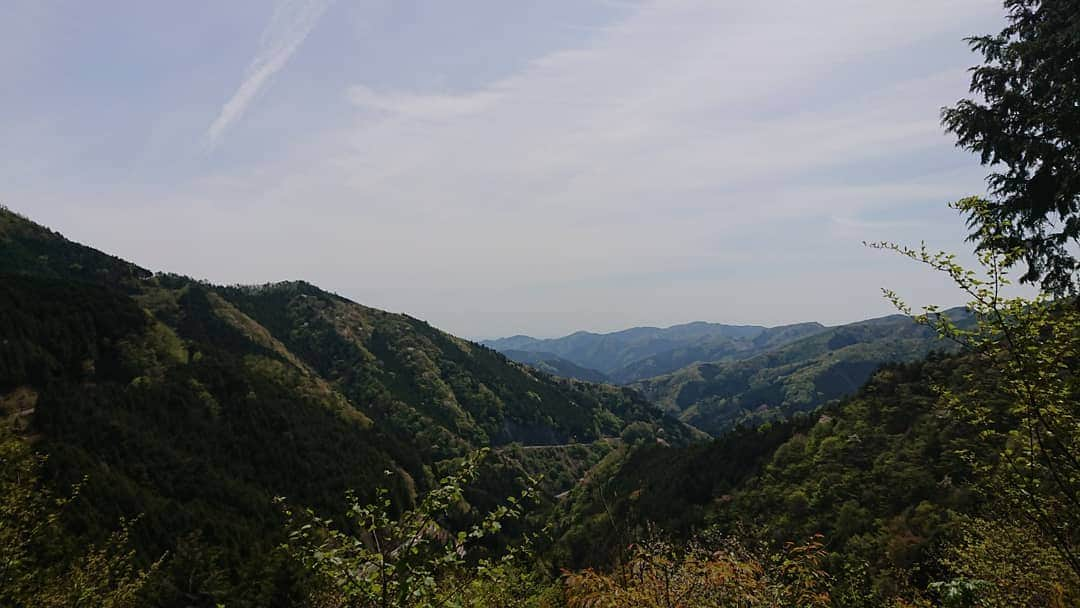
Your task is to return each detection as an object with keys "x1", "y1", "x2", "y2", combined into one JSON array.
[{"x1": 942, "y1": 0, "x2": 1080, "y2": 294}]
